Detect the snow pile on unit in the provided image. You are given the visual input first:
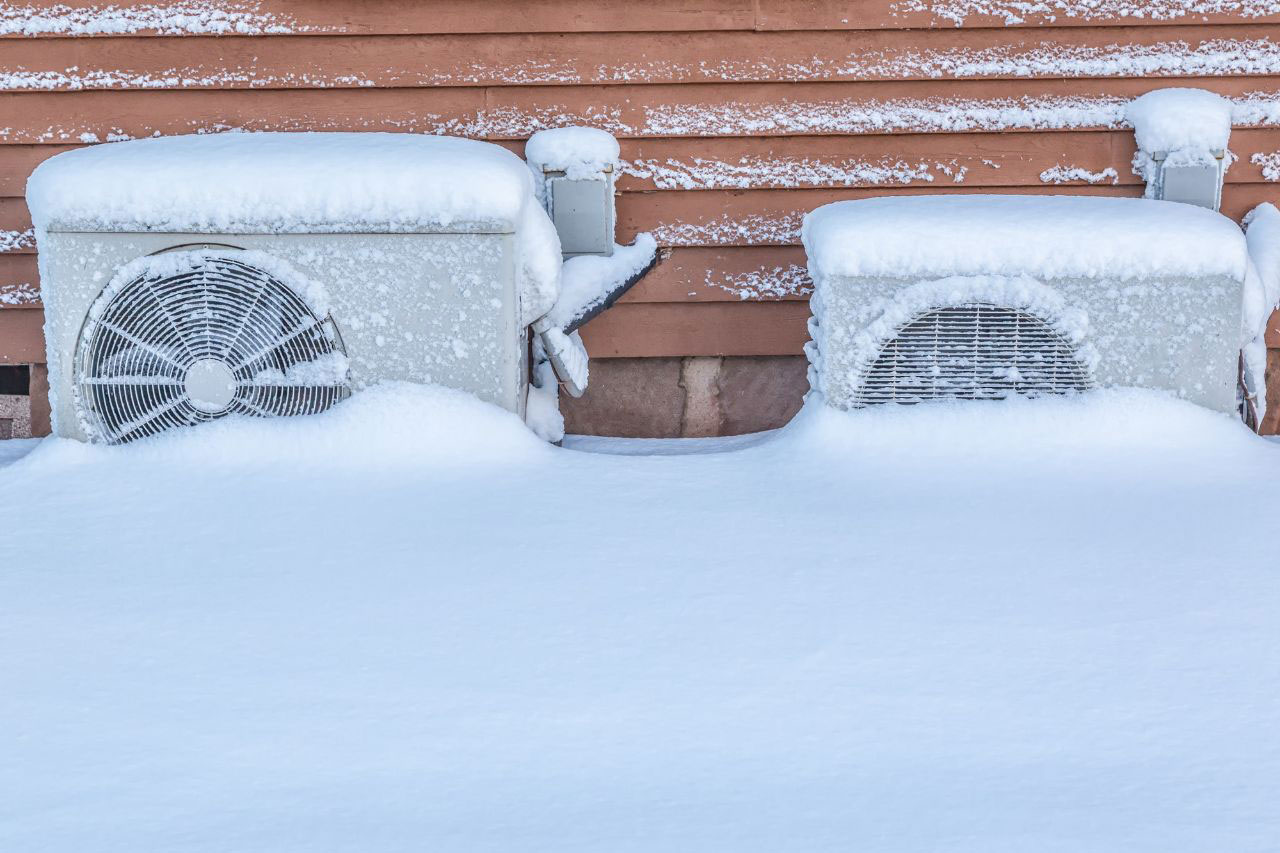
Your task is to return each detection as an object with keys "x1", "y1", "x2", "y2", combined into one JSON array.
[
  {"x1": 547, "y1": 234, "x2": 658, "y2": 330},
  {"x1": 27, "y1": 131, "x2": 565, "y2": 327},
  {"x1": 524, "y1": 126, "x2": 621, "y2": 201},
  {"x1": 28, "y1": 133, "x2": 539, "y2": 233},
  {"x1": 802, "y1": 195, "x2": 1247, "y2": 281},
  {"x1": 1125, "y1": 88, "x2": 1234, "y2": 192},
  {"x1": 1242, "y1": 202, "x2": 1280, "y2": 421}
]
